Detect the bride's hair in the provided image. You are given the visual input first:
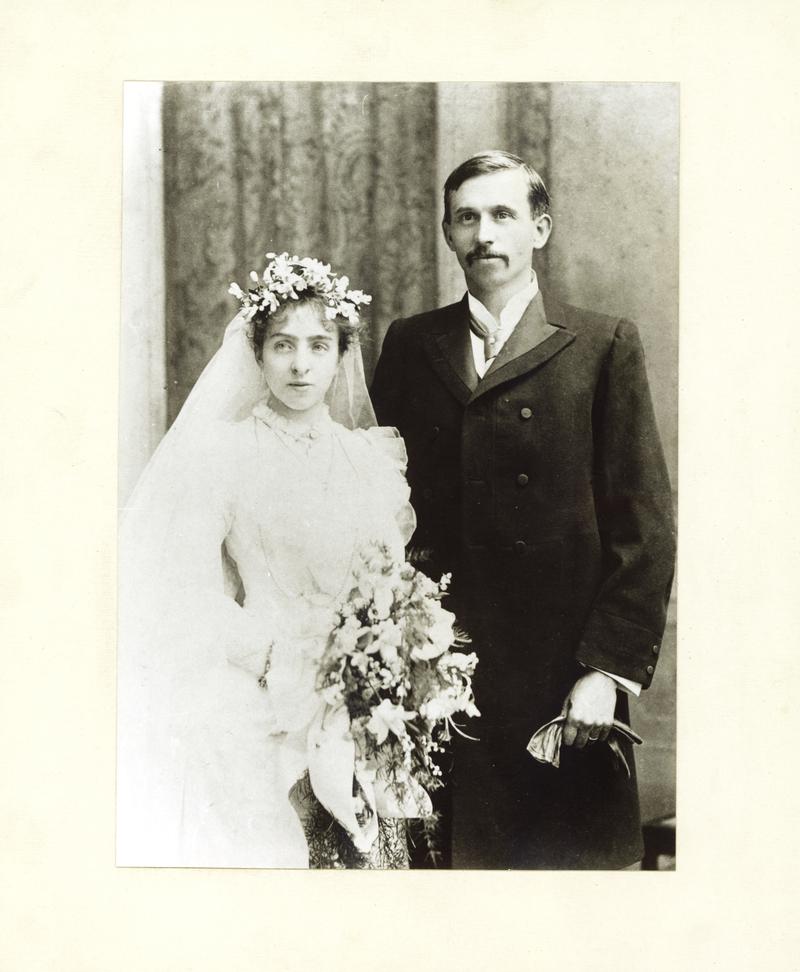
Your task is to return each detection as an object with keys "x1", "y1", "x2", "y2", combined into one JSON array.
[{"x1": 250, "y1": 294, "x2": 362, "y2": 363}]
